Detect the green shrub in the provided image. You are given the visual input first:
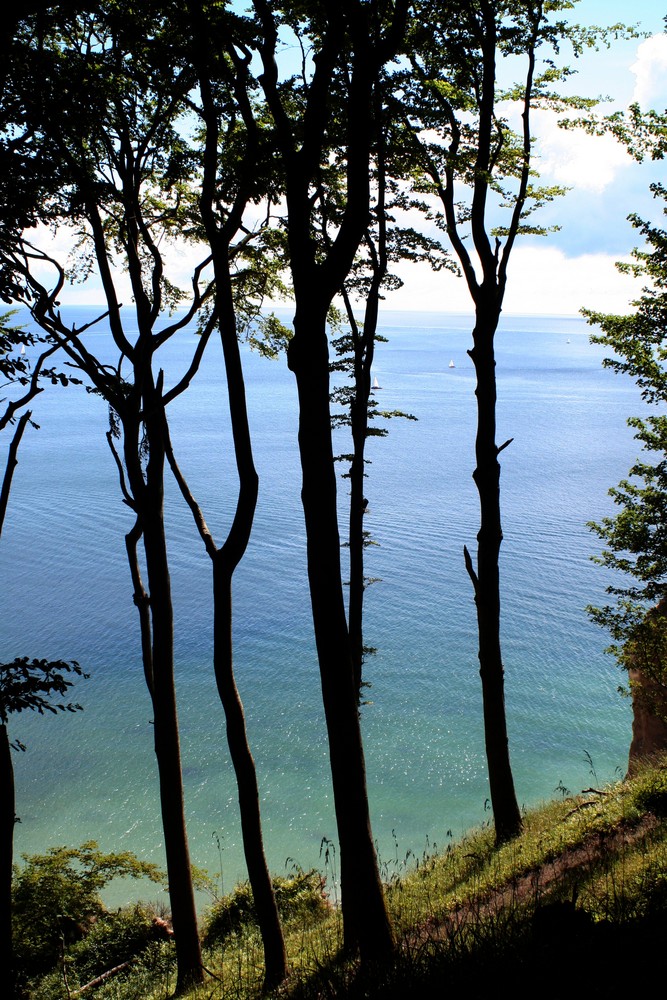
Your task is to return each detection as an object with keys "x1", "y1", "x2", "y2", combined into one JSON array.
[
  {"x1": 202, "y1": 868, "x2": 330, "y2": 949},
  {"x1": 66, "y1": 903, "x2": 173, "y2": 984},
  {"x1": 631, "y1": 767, "x2": 667, "y2": 818},
  {"x1": 12, "y1": 842, "x2": 166, "y2": 975}
]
